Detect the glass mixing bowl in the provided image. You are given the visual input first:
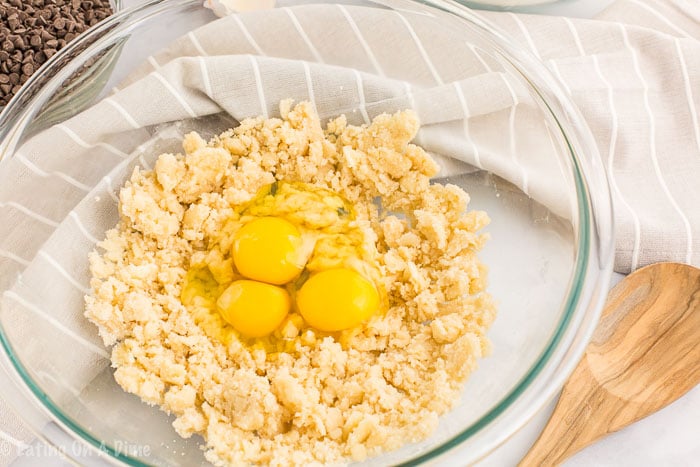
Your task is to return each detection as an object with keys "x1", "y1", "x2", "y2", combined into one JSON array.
[{"x1": 0, "y1": 0, "x2": 613, "y2": 465}]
